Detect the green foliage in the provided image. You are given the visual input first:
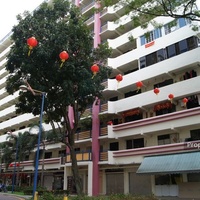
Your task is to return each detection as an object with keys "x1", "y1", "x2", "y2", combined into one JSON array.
[
  {"x1": 6, "y1": 0, "x2": 112, "y2": 130},
  {"x1": 100, "y1": 0, "x2": 200, "y2": 28},
  {"x1": 34, "y1": 193, "x2": 158, "y2": 200}
]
